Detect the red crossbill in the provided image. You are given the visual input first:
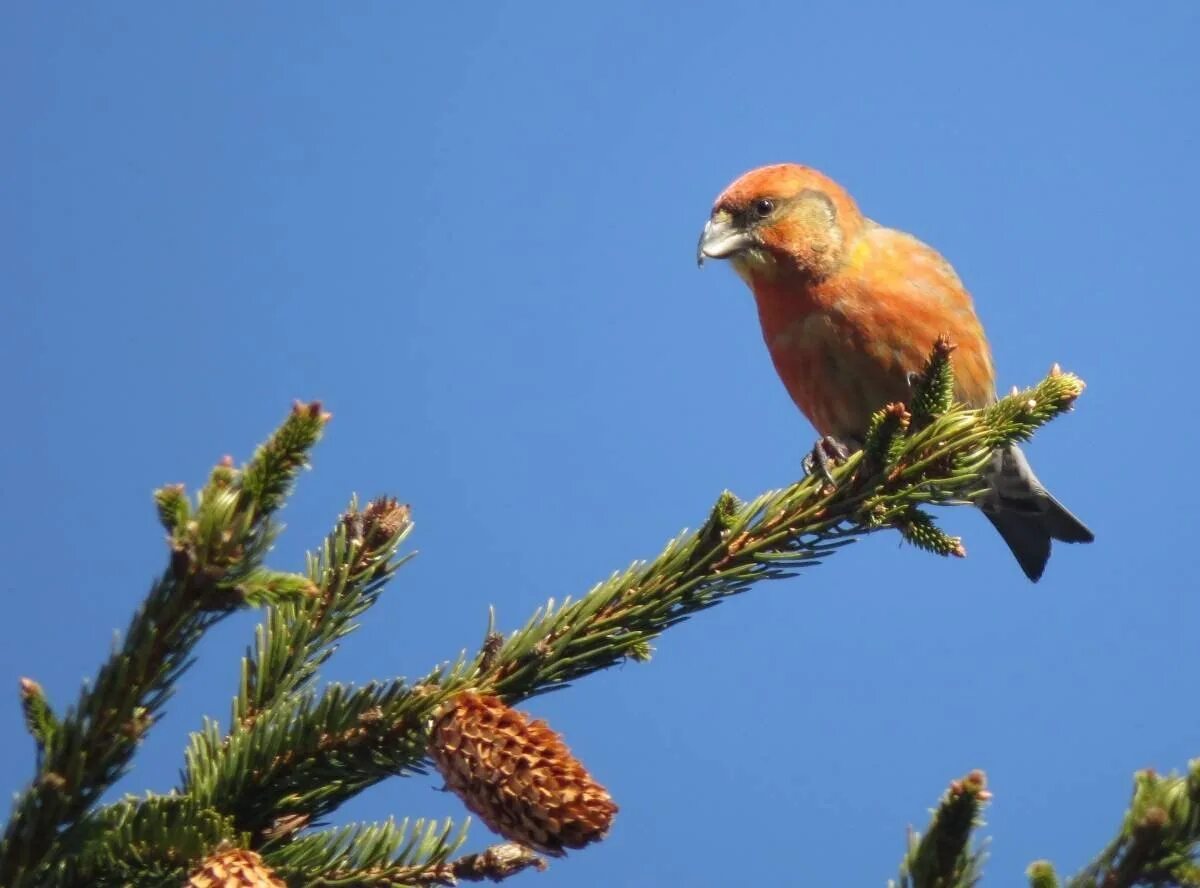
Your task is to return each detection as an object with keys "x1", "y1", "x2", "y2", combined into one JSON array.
[{"x1": 697, "y1": 163, "x2": 1092, "y2": 581}]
